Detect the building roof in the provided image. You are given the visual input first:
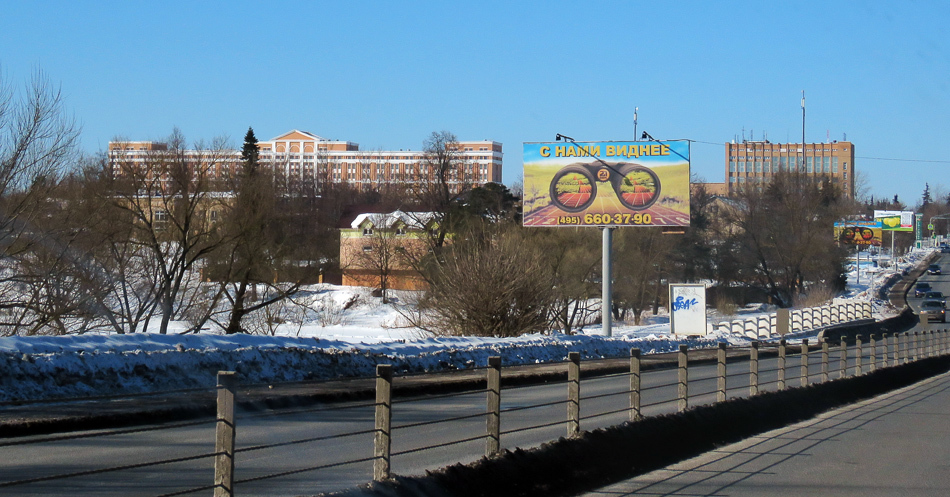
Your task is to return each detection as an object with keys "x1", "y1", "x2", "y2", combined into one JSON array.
[
  {"x1": 349, "y1": 210, "x2": 435, "y2": 230},
  {"x1": 268, "y1": 130, "x2": 326, "y2": 142}
]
